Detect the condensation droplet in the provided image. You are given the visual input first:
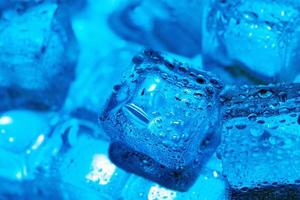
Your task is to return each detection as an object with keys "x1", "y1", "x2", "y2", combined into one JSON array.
[{"x1": 258, "y1": 89, "x2": 272, "y2": 98}]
